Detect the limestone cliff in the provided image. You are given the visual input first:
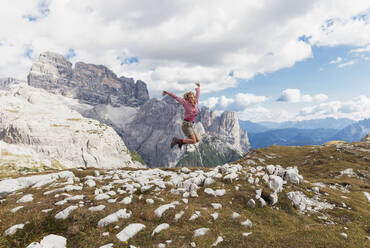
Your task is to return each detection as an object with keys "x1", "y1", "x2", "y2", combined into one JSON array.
[
  {"x1": 0, "y1": 83, "x2": 145, "y2": 172},
  {"x1": 28, "y1": 52, "x2": 149, "y2": 107}
]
